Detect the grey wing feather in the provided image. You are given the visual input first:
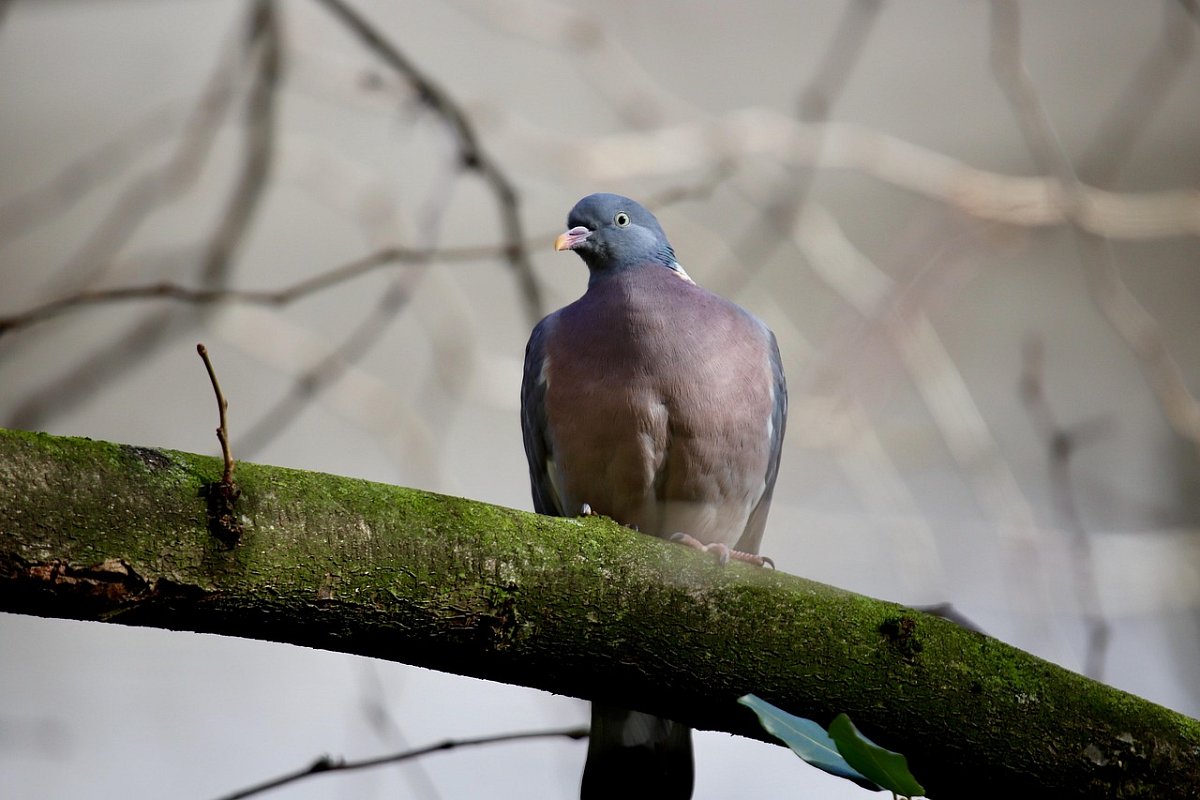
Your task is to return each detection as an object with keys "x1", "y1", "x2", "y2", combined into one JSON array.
[
  {"x1": 734, "y1": 330, "x2": 788, "y2": 555},
  {"x1": 520, "y1": 317, "x2": 564, "y2": 516}
]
